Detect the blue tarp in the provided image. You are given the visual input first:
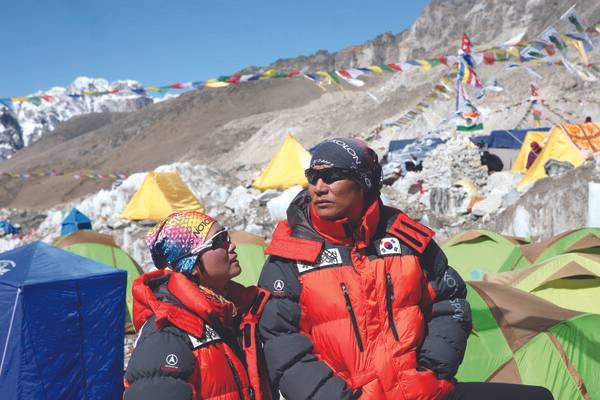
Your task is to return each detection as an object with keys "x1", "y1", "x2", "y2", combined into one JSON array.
[
  {"x1": 0, "y1": 241, "x2": 126, "y2": 400},
  {"x1": 0, "y1": 220, "x2": 19, "y2": 236},
  {"x1": 472, "y1": 128, "x2": 551, "y2": 149},
  {"x1": 61, "y1": 208, "x2": 92, "y2": 236}
]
